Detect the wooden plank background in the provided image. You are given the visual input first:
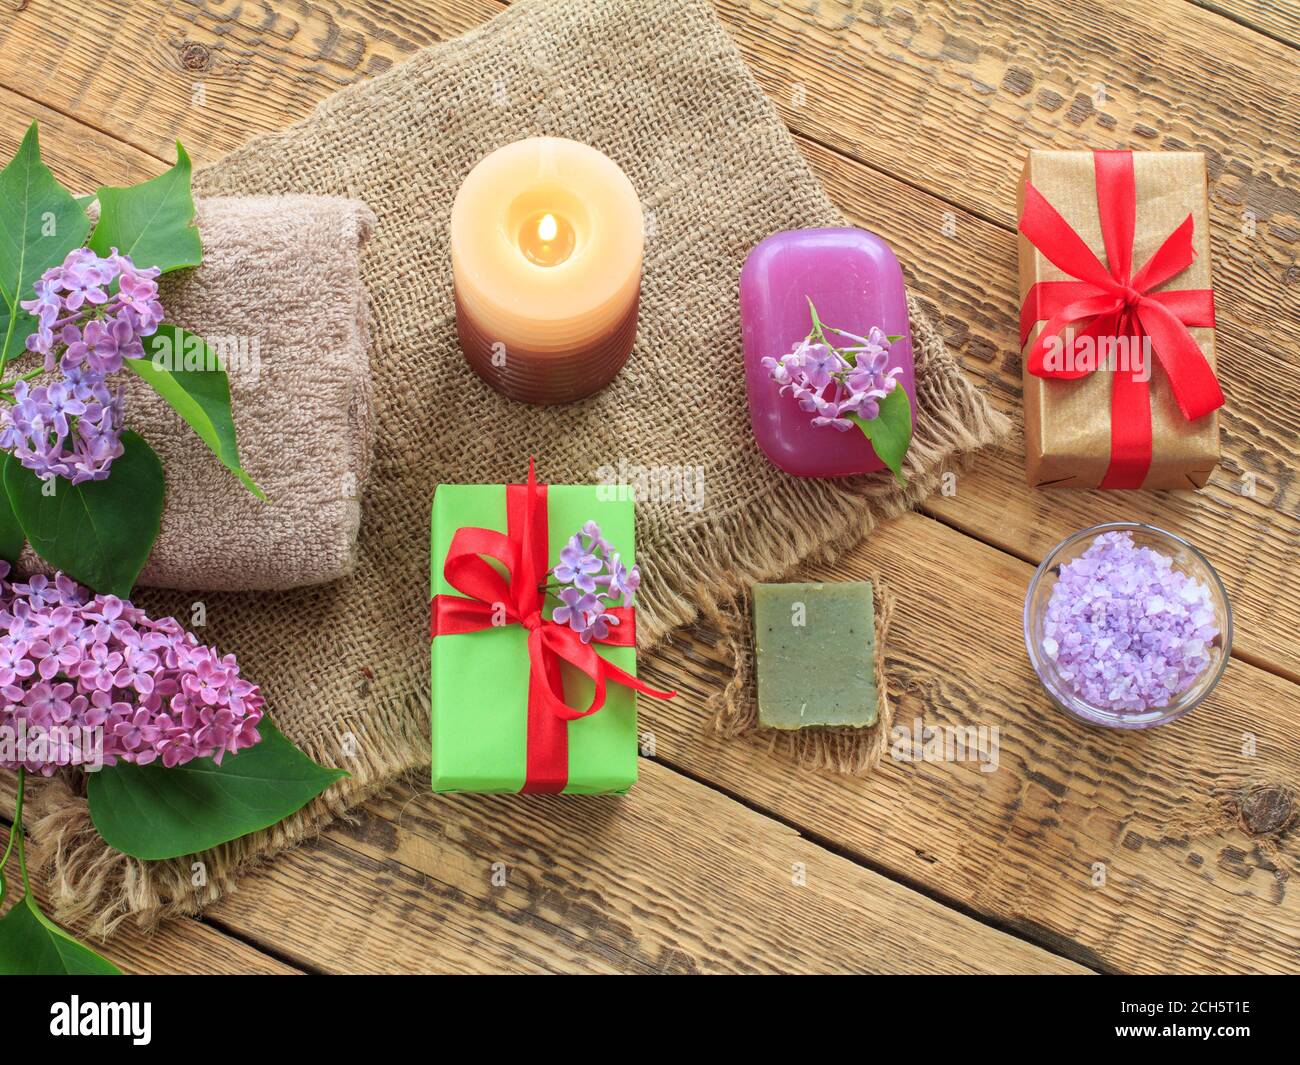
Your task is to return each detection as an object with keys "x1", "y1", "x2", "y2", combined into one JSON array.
[{"x1": 0, "y1": 0, "x2": 1296, "y2": 973}]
